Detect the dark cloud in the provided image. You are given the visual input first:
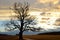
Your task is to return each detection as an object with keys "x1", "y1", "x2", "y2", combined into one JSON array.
[
  {"x1": 0, "y1": 0, "x2": 36, "y2": 7},
  {"x1": 0, "y1": 0, "x2": 19, "y2": 6},
  {"x1": 0, "y1": 0, "x2": 37, "y2": 10}
]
